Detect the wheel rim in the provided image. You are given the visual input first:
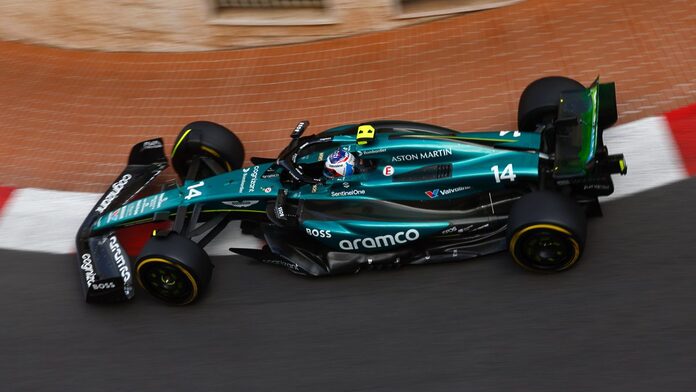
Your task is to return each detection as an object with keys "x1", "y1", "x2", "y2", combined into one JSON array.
[
  {"x1": 510, "y1": 224, "x2": 581, "y2": 271},
  {"x1": 137, "y1": 258, "x2": 198, "y2": 305}
]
